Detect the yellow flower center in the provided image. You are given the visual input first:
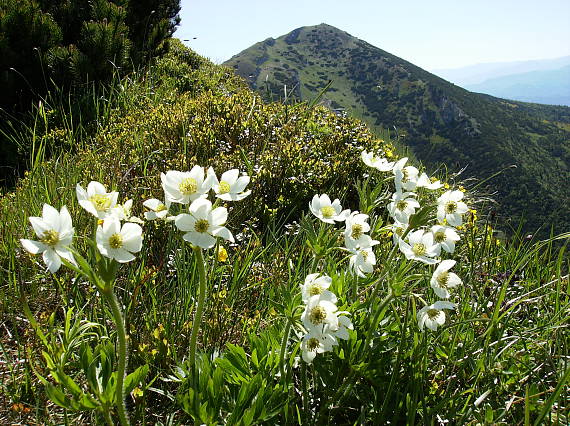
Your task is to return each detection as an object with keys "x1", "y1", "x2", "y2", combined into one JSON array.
[
  {"x1": 307, "y1": 337, "x2": 320, "y2": 351},
  {"x1": 156, "y1": 203, "x2": 167, "y2": 212},
  {"x1": 434, "y1": 231, "x2": 446, "y2": 243},
  {"x1": 396, "y1": 200, "x2": 408, "y2": 211},
  {"x1": 309, "y1": 306, "x2": 327, "y2": 325},
  {"x1": 194, "y1": 219, "x2": 209, "y2": 233},
  {"x1": 427, "y1": 308, "x2": 440, "y2": 319},
  {"x1": 395, "y1": 227, "x2": 404, "y2": 236},
  {"x1": 402, "y1": 169, "x2": 409, "y2": 182},
  {"x1": 90, "y1": 194, "x2": 111, "y2": 211},
  {"x1": 179, "y1": 177, "x2": 198, "y2": 195},
  {"x1": 351, "y1": 224, "x2": 363, "y2": 240},
  {"x1": 445, "y1": 201, "x2": 457, "y2": 214},
  {"x1": 309, "y1": 284, "x2": 323, "y2": 296},
  {"x1": 437, "y1": 271, "x2": 450, "y2": 288},
  {"x1": 320, "y1": 205, "x2": 335, "y2": 218},
  {"x1": 218, "y1": 181, "x2": 231, "y2": 194},
  {"x1": 109, "y1": 233, "x2": 123, "y2": 249},
  {"x1": 412, "y1": 243, "x2": 426, "y2": 256},
  {"x1": 360, "y1": 250, "x2": 369, "y2": 260},
  {"x1": 40, "y1": 229, "x2": 60, "y2": 247}
]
